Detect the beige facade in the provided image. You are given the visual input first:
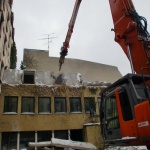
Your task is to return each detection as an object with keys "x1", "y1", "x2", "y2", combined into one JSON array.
[
  {"x1": 0, "y1": 0, "x2": 14, "y2": 81},
  {"x1": 23, "y1": 49, "x2": 122, "y2": 83},
  {"x1": 0, "y1": 69, "x2": 106, "y2": 149}
]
